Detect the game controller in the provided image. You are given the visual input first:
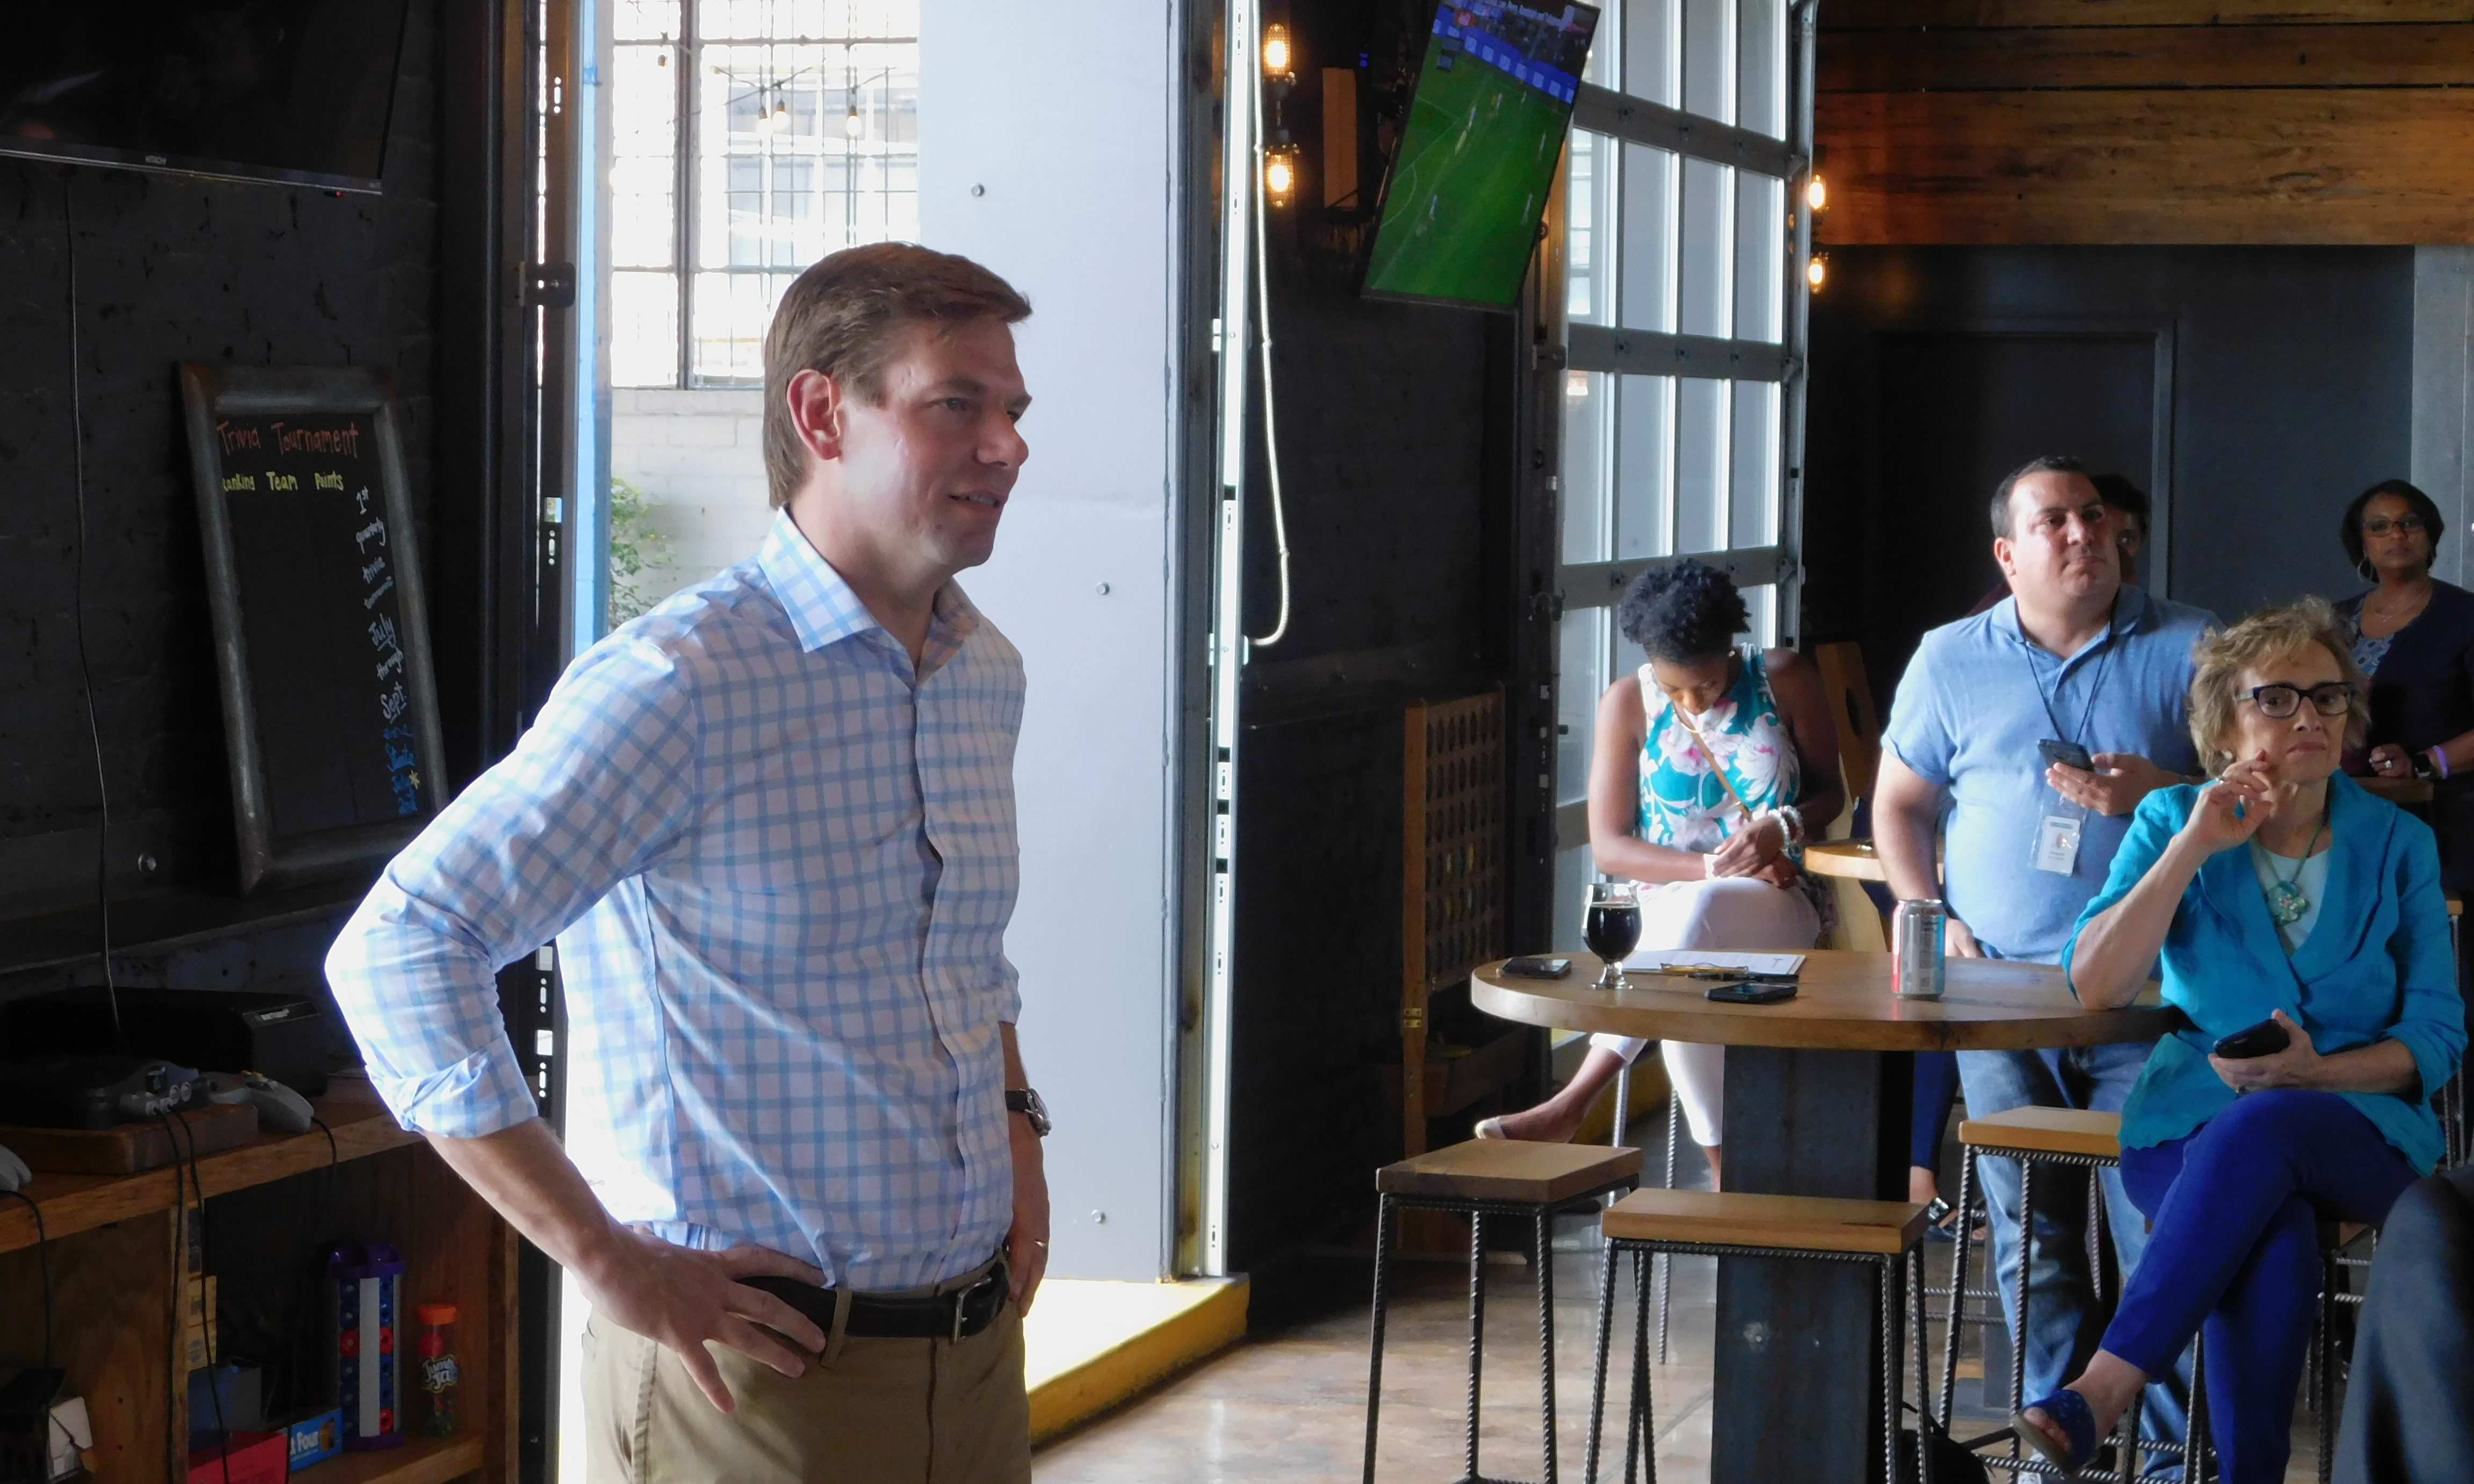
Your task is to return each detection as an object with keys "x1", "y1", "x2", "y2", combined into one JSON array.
[
  {"x1": 0, "y1": 1141, "x2": 28, "y2": 1192},
  {"x1": 200, "y1": 1071, "x2": 315, "y2": 1134}
]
